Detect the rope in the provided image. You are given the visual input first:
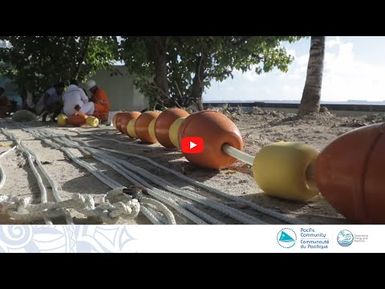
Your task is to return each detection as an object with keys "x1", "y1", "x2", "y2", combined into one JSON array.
[
  {"x1": 37, "y1": 130, "x2": 206, "y2": 224},
  {"x1": 24, "y1": 128, "x2": 177, "y2": 224},
  {"x1": 81, "y1": 138, "x2": 298, "y2": 223},
  {"x1": 1, "y1": 129, "x2": 52, "y2": 224},
  {"x1": 0, "y1": 146, "x2": 17, "y2": 191},
  {"x1": 0, "y1": 190, "x2": 140, "y2": 224},
  {"x1": 108, "y1": 154, "x2": 262, "y2": 224},
  {"x1": 22, "y1": 126, "x2": 294, "y2": 224},
  {"x1": 34, "y1": 128, "x2": 285, "y2": 224},
  {"x1": 81, "y1": 146, "x2": 202, "y2": 224},
  {"x1": 63, "y1": 134, "x2": 261, "y2": 224},
  {"x1": 140, "y1": 201, "x2": 165, "y2": 224},
  {"x1": 222, "y1": 144, "x2": 254, "y2": 166},
  {"x1": 0, "y1": 127, "x2": 140, "y2": 224},
  {"x1": 19, "y1": 141, "x2": 73, "y2": 224},
  {"x1": 0, "y1": 164, "x2": 6, "y2": 191},
  {"x1": 0, "y1": 146, "x2": 17, "y2": 159},
  {"x1": 52, "y1": 133, "x2": 210, "y2": 224},
  {"x1": 91, "y1": 134, "x2": 159, "y2": 149},
  {"x1": 141, "y1": 197, "x2": 176, "y2": 225}
]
